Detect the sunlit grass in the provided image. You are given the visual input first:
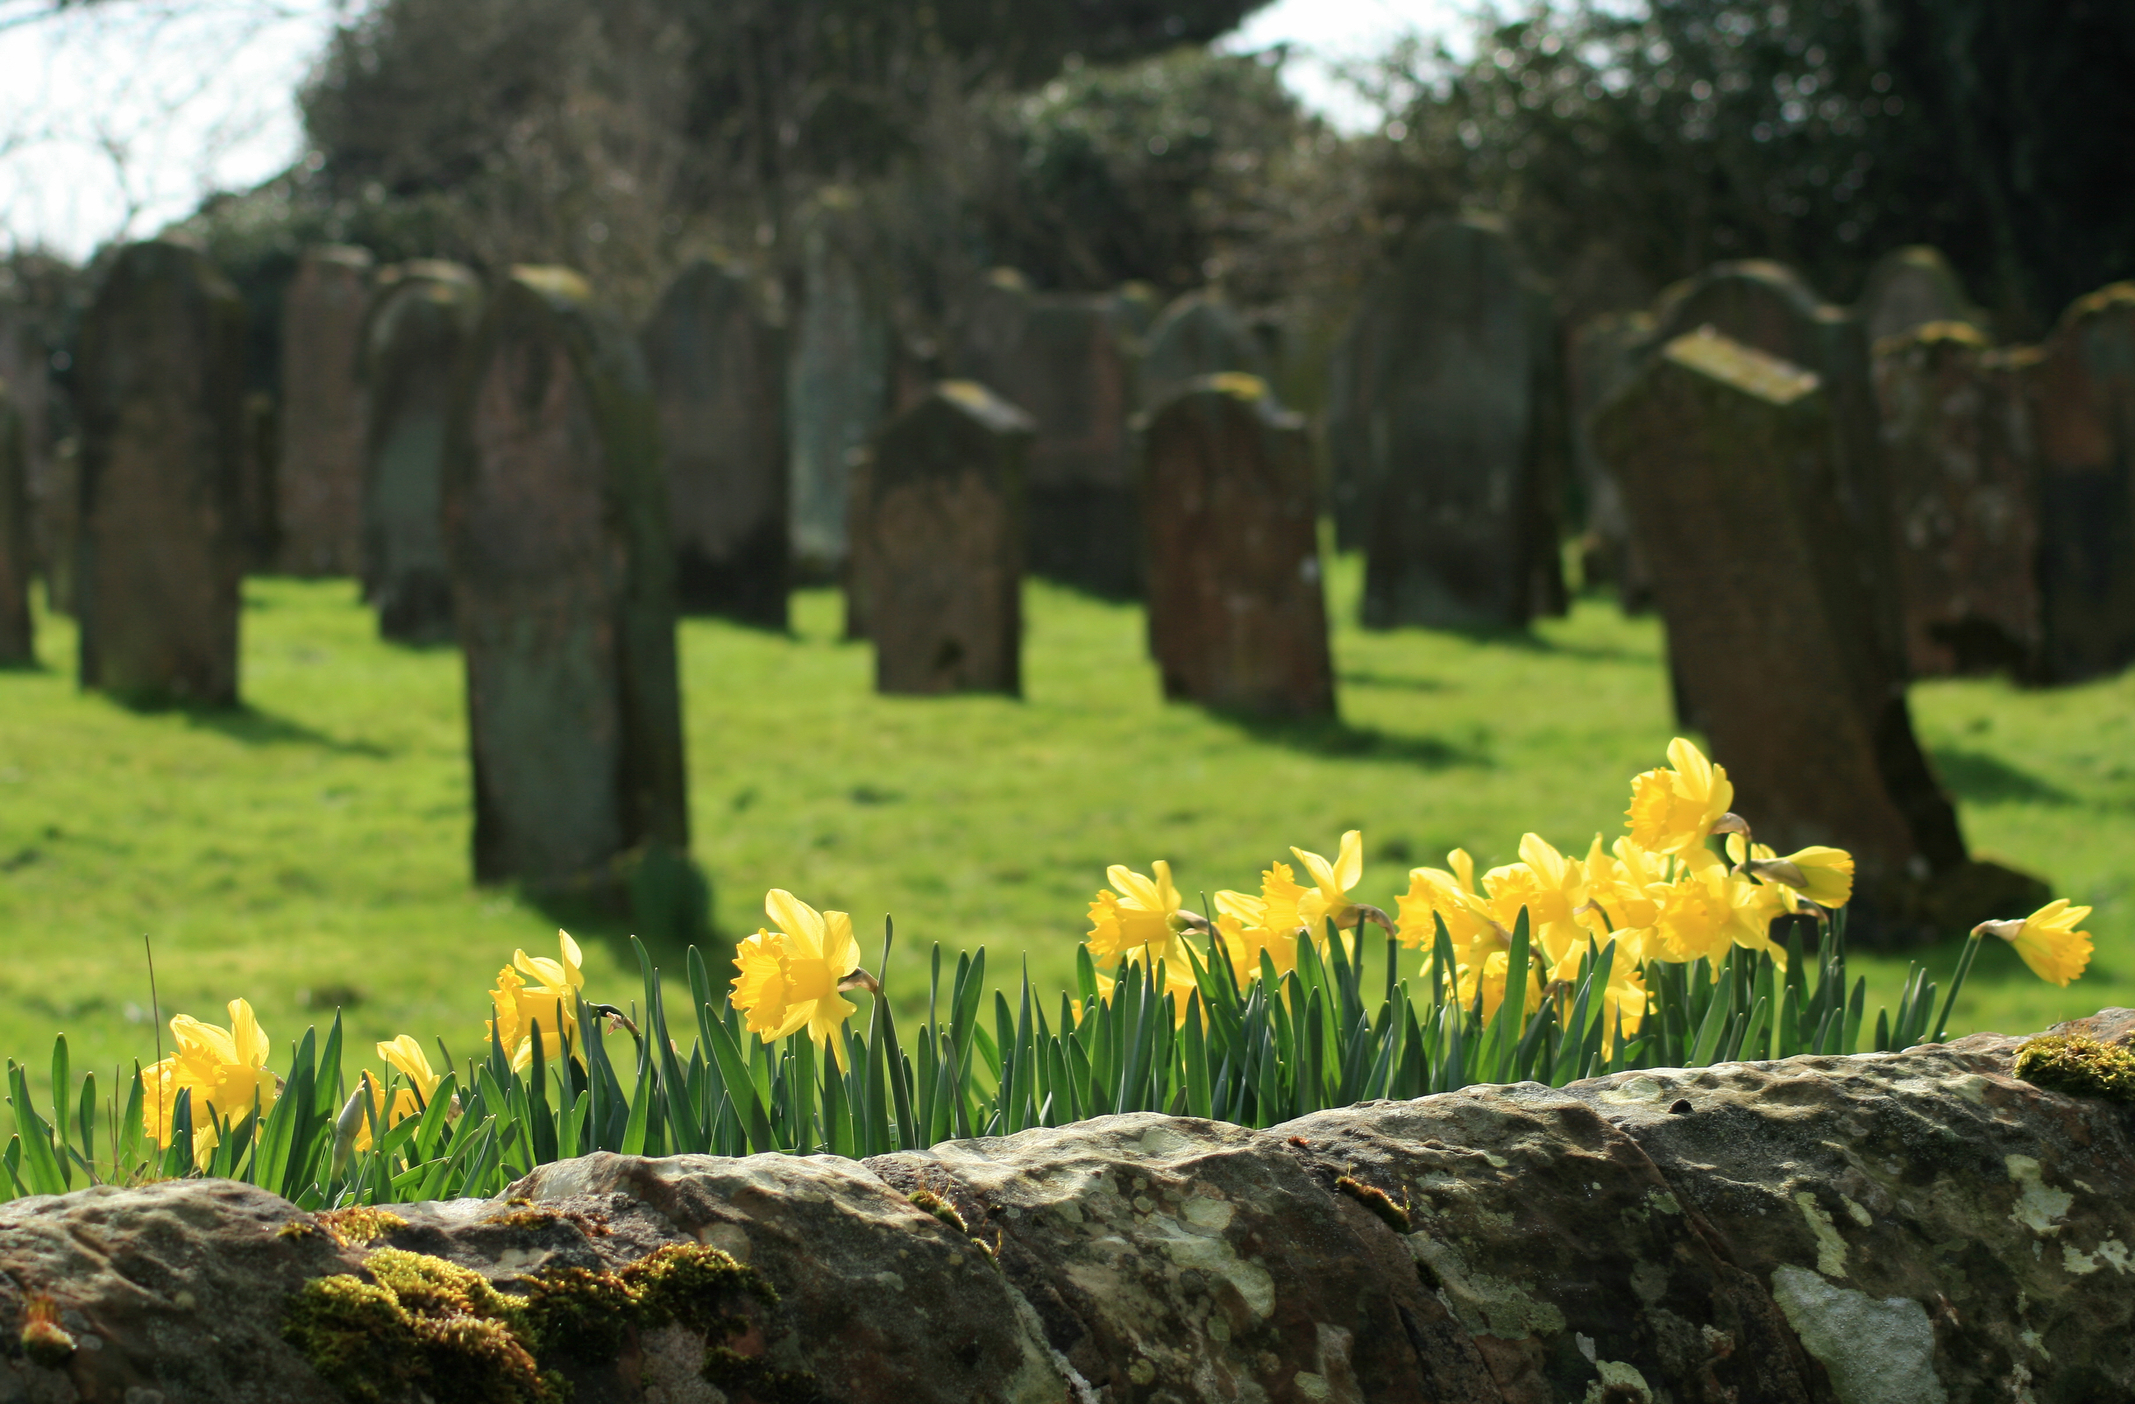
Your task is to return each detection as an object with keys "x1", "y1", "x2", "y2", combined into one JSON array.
[{"x1": 0, "y1": 557, "x2": 2126, "y2": 1104}]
